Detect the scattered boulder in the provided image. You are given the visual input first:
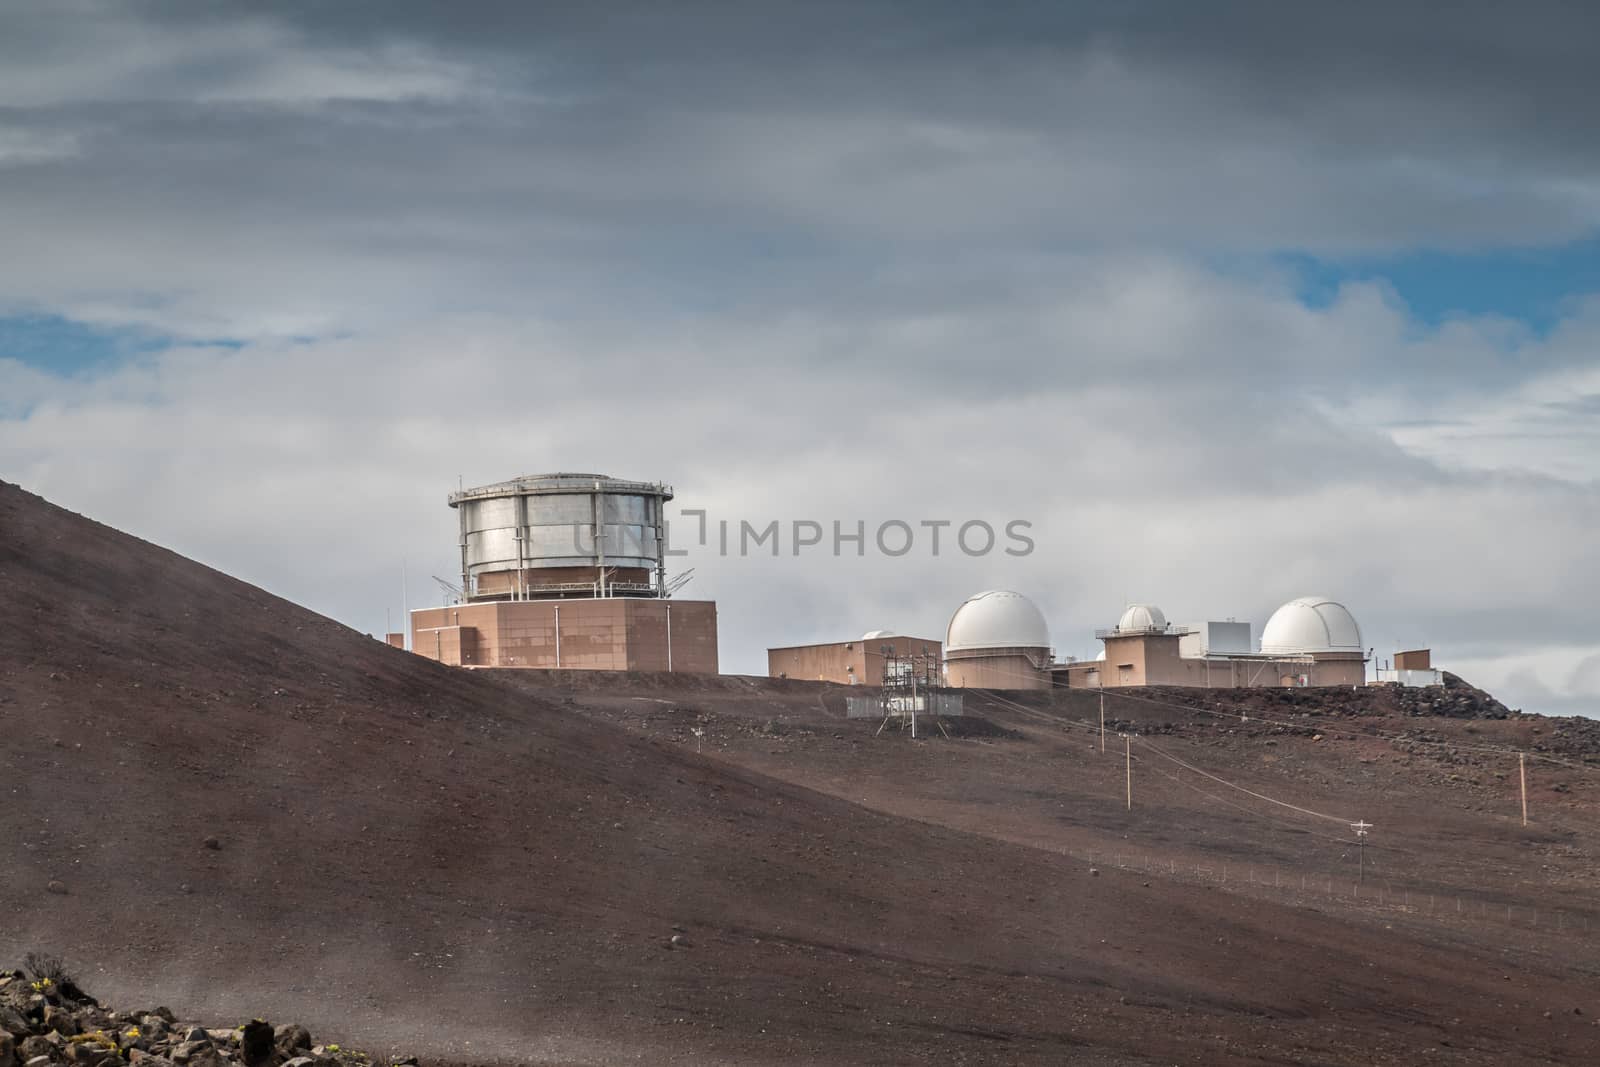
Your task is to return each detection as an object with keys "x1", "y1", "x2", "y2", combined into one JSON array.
[
  {"x1": 0, "y1": 1007, "x2": 29, "y2": 1037},
  {"x1": 43, "y1": 1005, "x2": 79, "y2": 1036},
  {"x1": 18, "y1": 1038, "x2": 55, "y2": 1061},
  {"x1": 239, "y1": 1021, "x2": 272, "y2": 1067},
  {"x1": 274, "y1": 1024, "x2": 311, "y2": 1054}
]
